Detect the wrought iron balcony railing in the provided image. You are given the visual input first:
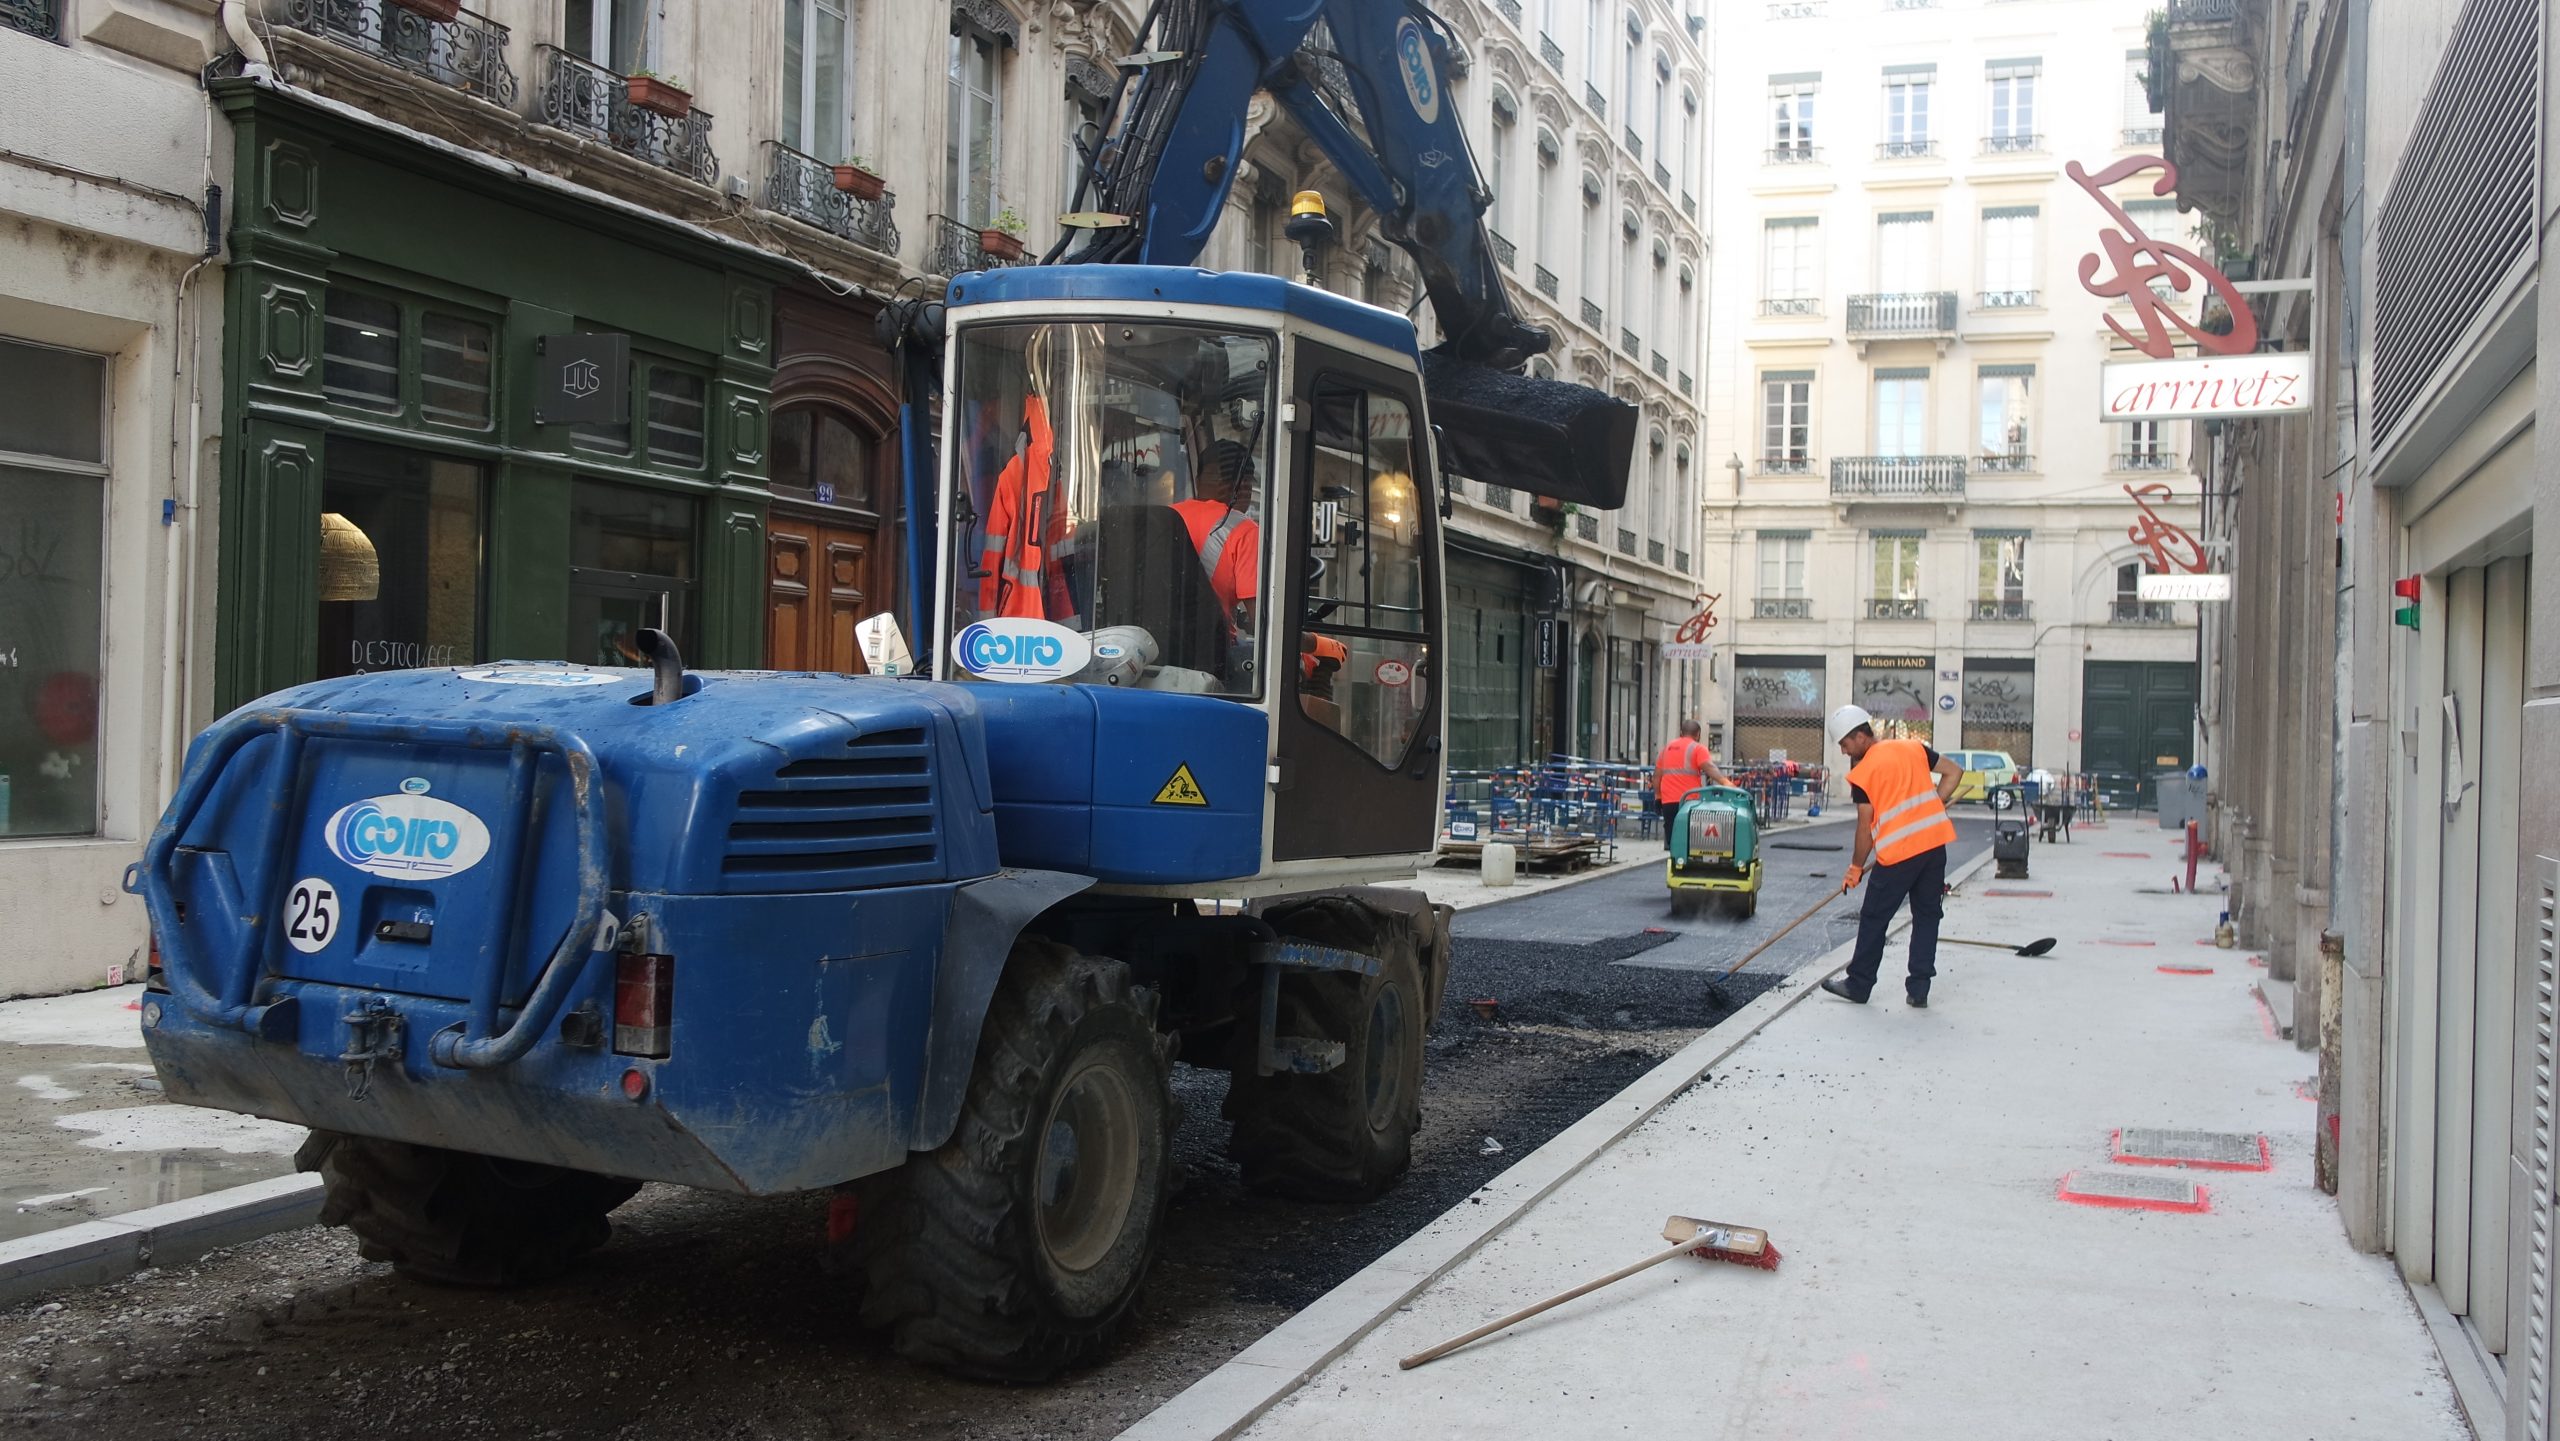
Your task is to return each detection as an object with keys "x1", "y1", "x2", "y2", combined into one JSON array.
[
  {"x1": 1682, "y1": 192, "x2": 1698, "y2": 219},
  {"x1": 3, "y1": 0, "x2": 57, "y2": 41},
  {"x1": 1678, "y1": 371, "x2": 1694, "y2": 396},
  {"x1": 1971, "y1": 598, "x2": 2032, "y2": 621},
  {"x1": 2112, "y1": 600, "x2": 2180, "y2": 624},
  {"x1": 2167, "y1": 0, "x2": 2239, "y2": 23},
  {"x1": 2124, "y1": 125, "x2": 2164, "y2": 146},
  {"x1": 2114, "y1": 450, "x2": 2181, "y2": 471},
  {"x1": 763, "y1": 143, "x2": 899, "y2": 254},
  {"x1": 1654, "y1": 160, "x2": 1672, "y2": 190},
  {"x1": 1766, "y1": 144, "x2": 1822, "y2": 164},
  {"x1": 932, "y1": 214, "x2": 1028, "y2": 275},
  {"x1": 1492, "y1": 0, "x2": 1522, "y2": 24},
  {"x1": 1621, "y1": 327, "x2": 1640, "y2": 356},
  {"x1": 1876, "y1": 138, "x2": 1939, "y2": 159},
  {"x1": 1977, "y1": 288, "x2": 2040, "y2": 309},
  {"x1": 1617, "y1": 527, "x2": 1638, "y2": 557},
  {"x1": 1674, "y1": 548, "x2": 1692, "y2": 572},
  {"x1": 1483, "y1": 483, "x2": 1515, "y2": 511},
  {"x1": 1535, "y1": 264, "x2": 1561, "y2": 299},
  {"x1": 1753, "y1": 597, "x2": 1815, "y2": 619},
  {"x1": 537, "y1": 46, "x2": 717, "y2": 185},
  {"x1": 1976, "y1": 451, "x2": 2035, "y2": 473},
  {"x1": 1982, "y1": 132, "x2": 2044, "y2": 154},
  {"x1": 1489, "y1": 229, "x2": 1517, "y2": 269},
  {"x1": 1650, "y1": 351, "x2": 1668, "y2": 379},
  {"x1": 1832, "y1": 455, "x2": 1966, "y2": 498},
  {"x1": 284, "y1": 0, "x2": 518, "y2": 105},
  {"x1": 1540, "y1": 33, "x2": 1565, "y2": 70},
  {"x1": 1647, "y1": 538, "x2": 1666, "y2": 564},
  {"x1": 1585, "y1": 83, "x2": 1608, "y2": 120},
  {"x1": 1576, "y1": 512, "x2": 1601, "y2": 541},
  {"x1": 1846, "y1": 292, "x2": 1958, "y2": 334},
  {"x1": 1581, "y1": 298, "x2": 1605, "y2": 330},
  {"x1": 1865, "y1": 597, "x2": 1929, "y2": 620},
  {"x1": 1624, "y1": 126, "x2": 1644, "y2": 159},
  {"x1": 1761, "y1": 296, "x2": 1822, "y2": 318},
  {"x1": 1758, "y1": 455, "x2": 1815, "y2": 475}
]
